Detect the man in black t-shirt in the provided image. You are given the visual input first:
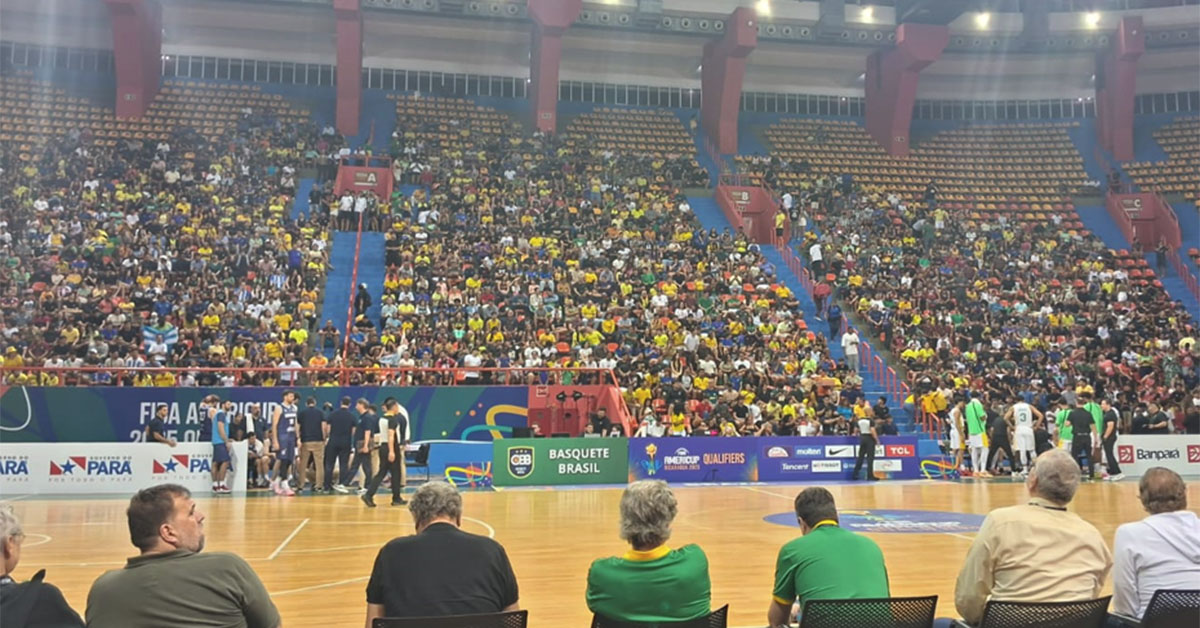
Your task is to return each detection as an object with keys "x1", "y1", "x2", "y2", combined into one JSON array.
[
  {"x1": 296, "y1": 397, "x2": 328, "y2": 492},
  {"x1": 144, "y1": 404, "x2": 176, "y2": 447},
  {"x1": 366, "y1": 482, "x2": 519, "y2": 620},
  {"x1": 341, "y1": 399, "x2": 376, "y2": 491},
  {"x1": 1100, "y1": 399, "x2": 1123, "y2": 481},
  {"x1": 986, "y1": 411, "x2": 1019, "y2": 475},
  {"x1": 323, "y1": 396, "x2": 358, "y2": 492},
  {"x1": 1143, "y1": 402, "x2": 1171, "y2": 435},
  {"x1": 1066, "y1": 401, "x2": 1096, "y2": 476}
]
